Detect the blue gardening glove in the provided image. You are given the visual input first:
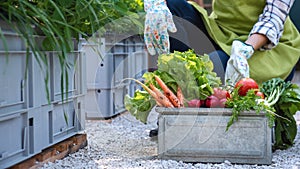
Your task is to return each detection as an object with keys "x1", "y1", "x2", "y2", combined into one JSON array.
[
  {"x1": 225, "y1": 40, "x2": 254, "y2": 86},
  {"x1": 144, "y1": 0, "x2": 177, "y2": 55}
]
